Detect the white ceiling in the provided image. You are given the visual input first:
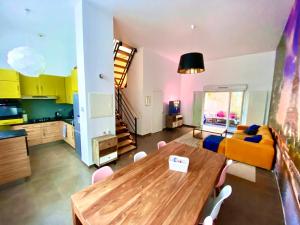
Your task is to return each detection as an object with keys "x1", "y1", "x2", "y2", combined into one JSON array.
[
  {"x1": 0, "y1": 0, "x2": 294, "y2": 74},
  {"x1": 0, "y1": 0, "x2": 76, "y2": 75},
  {"x1": 92, "y1": 0, "x2": 294, "y2": 62}
]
